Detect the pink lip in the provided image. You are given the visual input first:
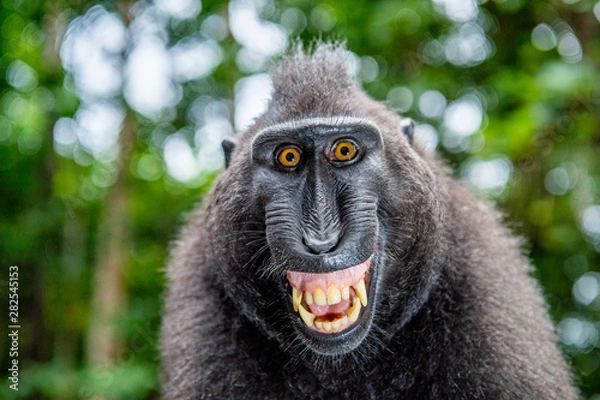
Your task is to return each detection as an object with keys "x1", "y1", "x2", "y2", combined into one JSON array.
[{"x1": 286, "y1": 258, "x2": 371, "y2": 293}]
